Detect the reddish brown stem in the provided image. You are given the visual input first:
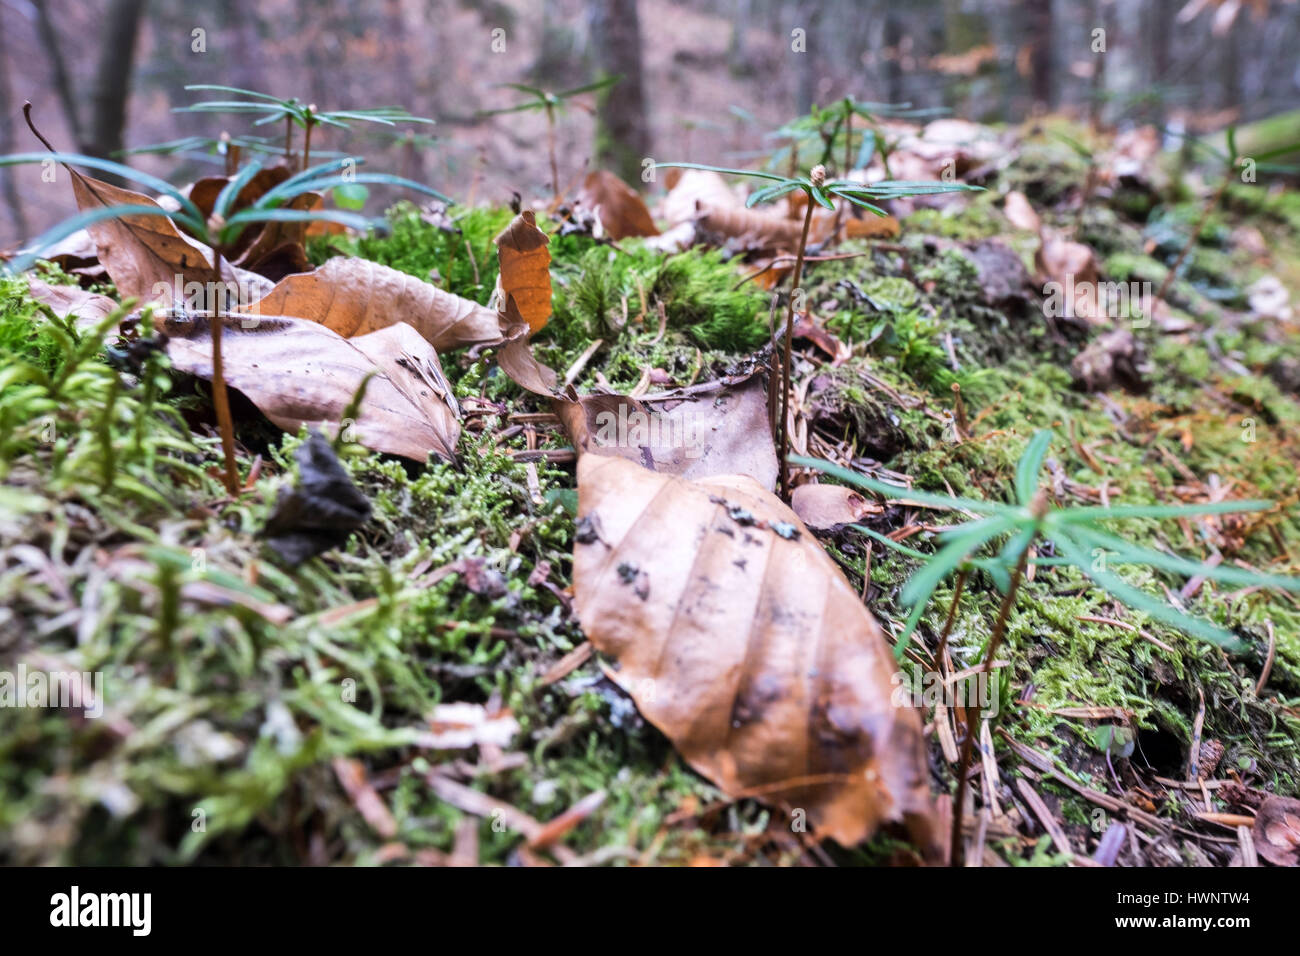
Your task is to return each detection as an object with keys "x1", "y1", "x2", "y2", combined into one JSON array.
[
  {"x1": 949, "y1": 542, "x2": 1031, "y2": 867},
  {"x1": 546, "y1": 104, "x2": 559, "y2": 201},
  {"x1": 302, "y1": 118, "x2": 314, "y2": 172},
  {"x1": 778, "y1": 198, "x2": 816, "y2": 501},
  {"x1": 934, "y1": 567, "x2": 969, "y2": 665},
  {"x1": 211, "y1": 252, "x2": 241, "y2": 495}
]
